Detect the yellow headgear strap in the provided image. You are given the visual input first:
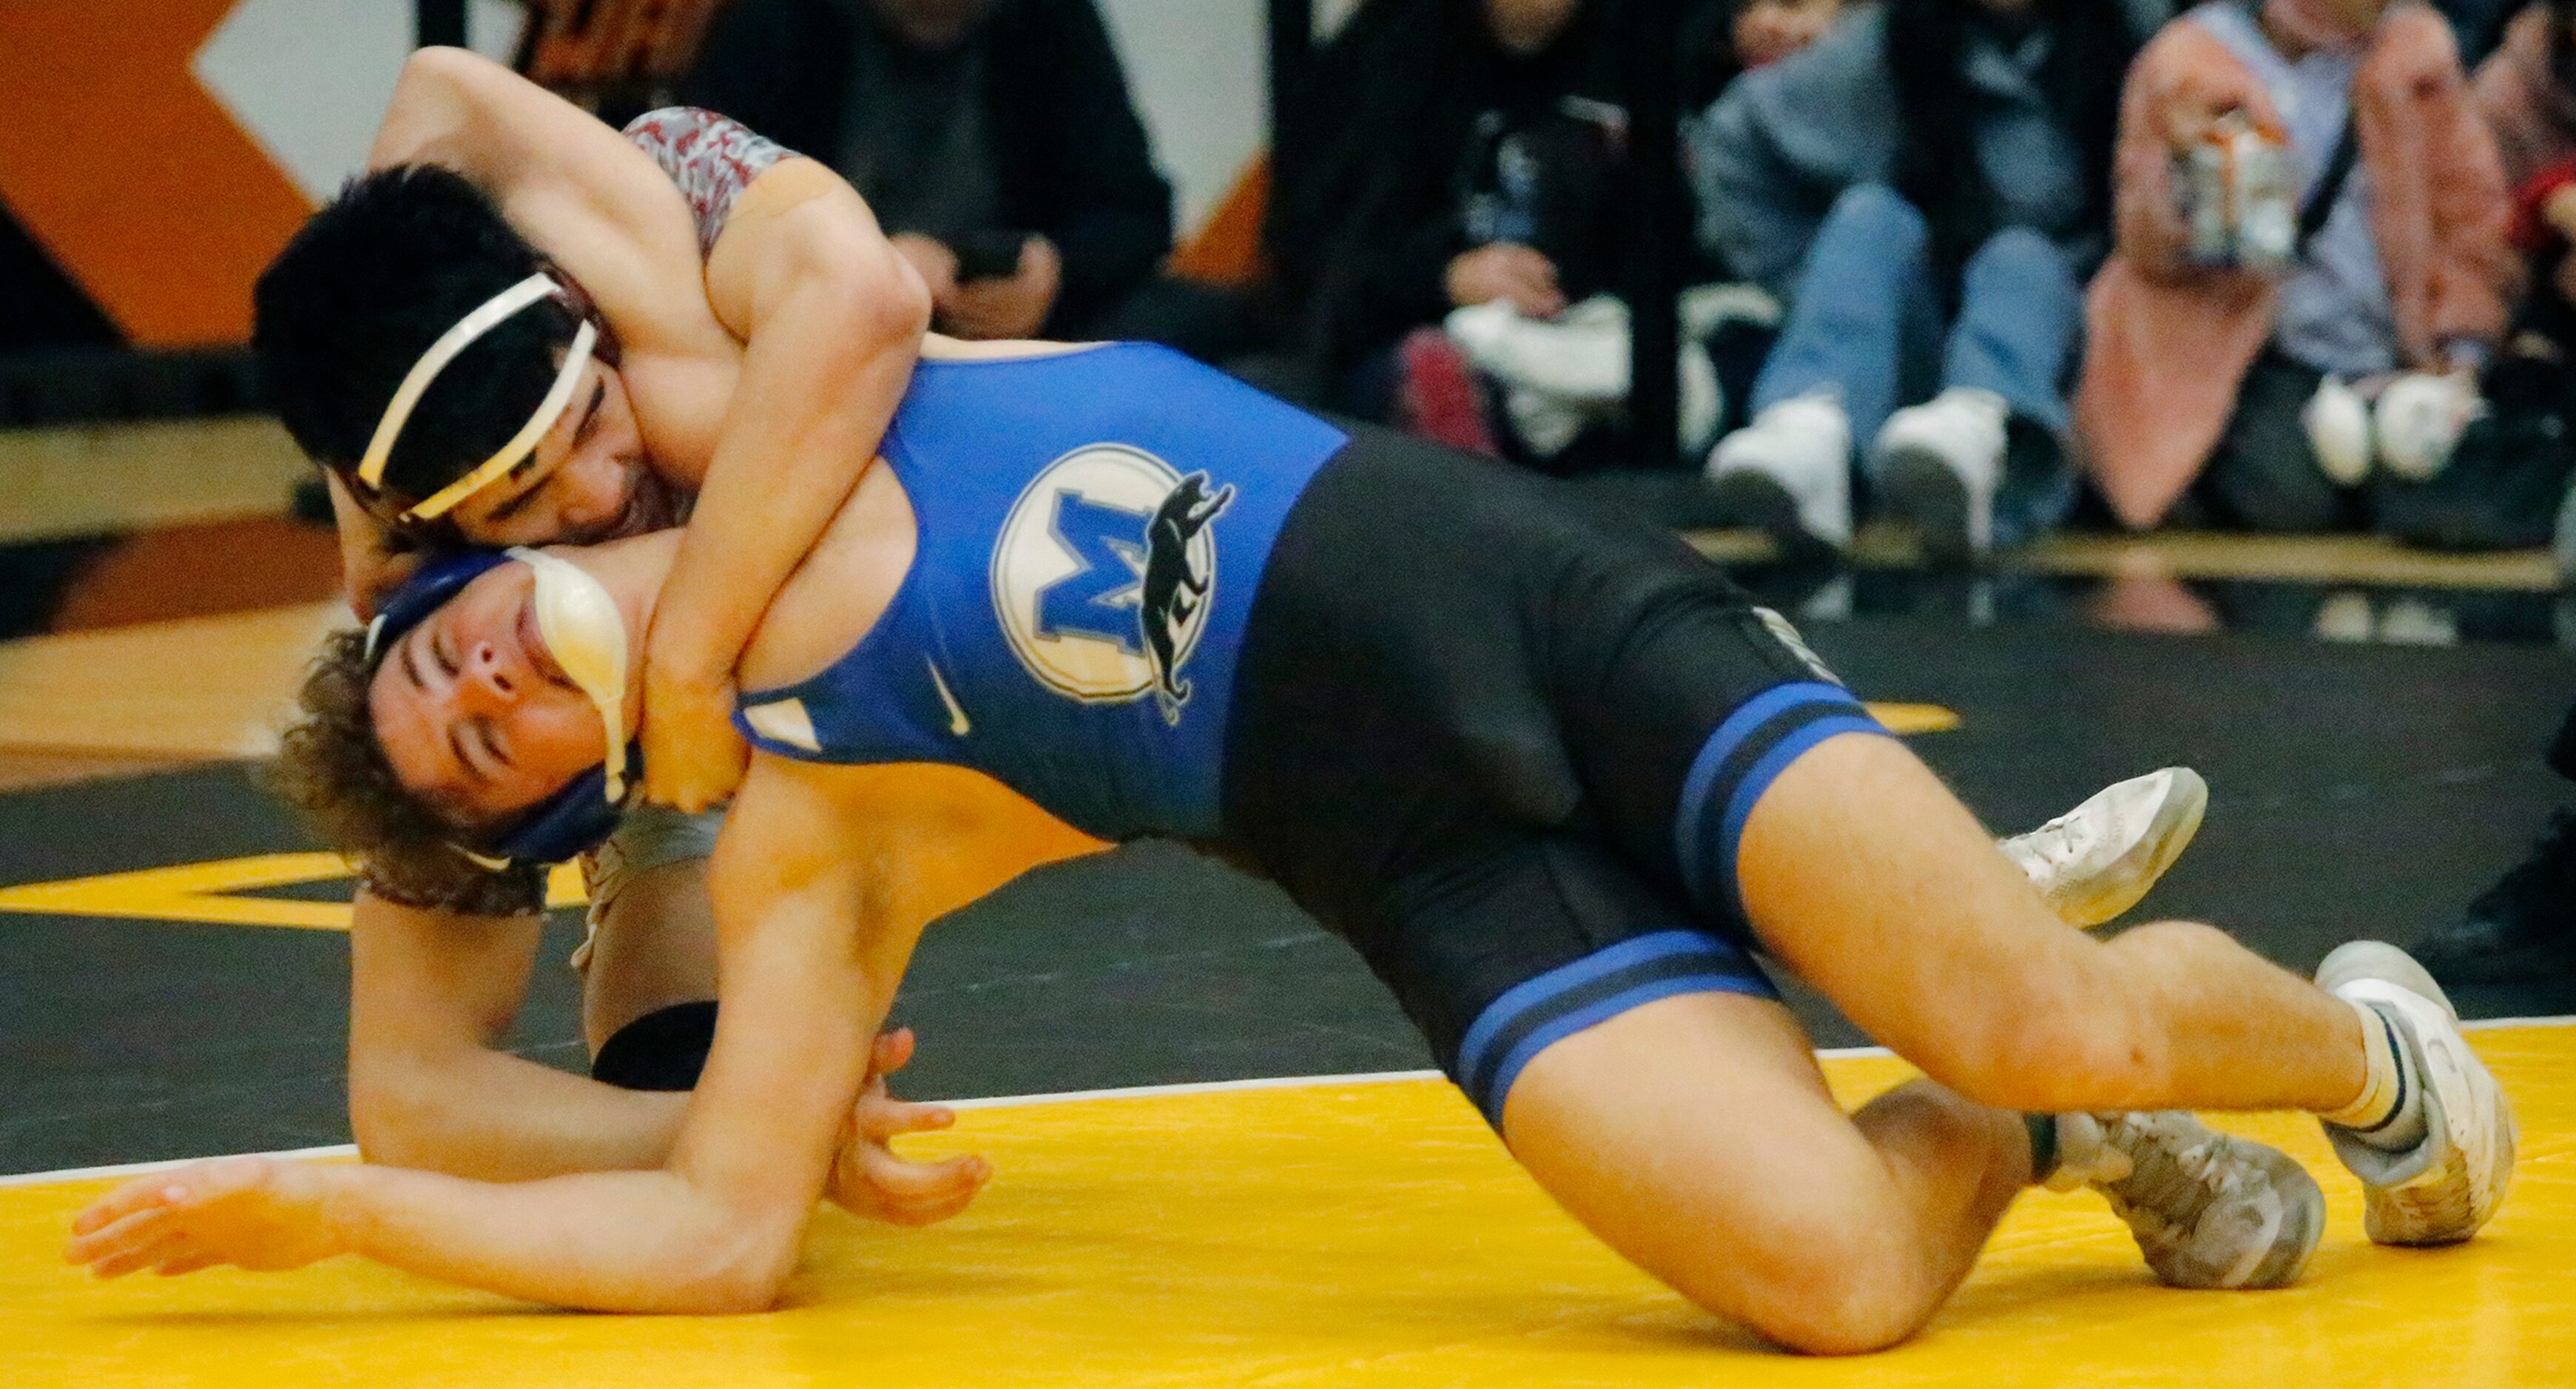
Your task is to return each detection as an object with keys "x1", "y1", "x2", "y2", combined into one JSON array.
[{"x1": 354, "y1": 273, "x2": 598, "y2": 524}]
